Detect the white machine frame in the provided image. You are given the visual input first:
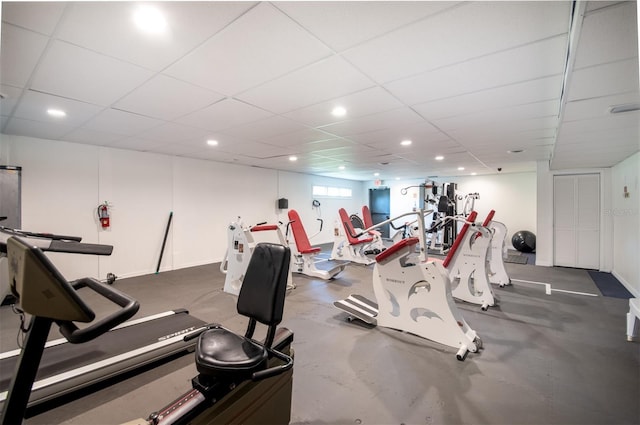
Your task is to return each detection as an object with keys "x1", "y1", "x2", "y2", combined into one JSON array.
[
  {"x1": 220, "y1": 218, "x2": 293, "y2": 295},
  {"x1": 334, "y1": 209, "x2": 482, "y2": 361},
  {"x1": 330, "y1": 208, "x2": 376, "y2": 266},
  {"x1": 441, "y1": 211, "x2": 497, "y2": 311},
  {"x1": 485, "y1": 217, "x2": 511, "y2": 287},
  {"x1": 286, "y1": 210, "x2": 346, "y2": 280}
]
